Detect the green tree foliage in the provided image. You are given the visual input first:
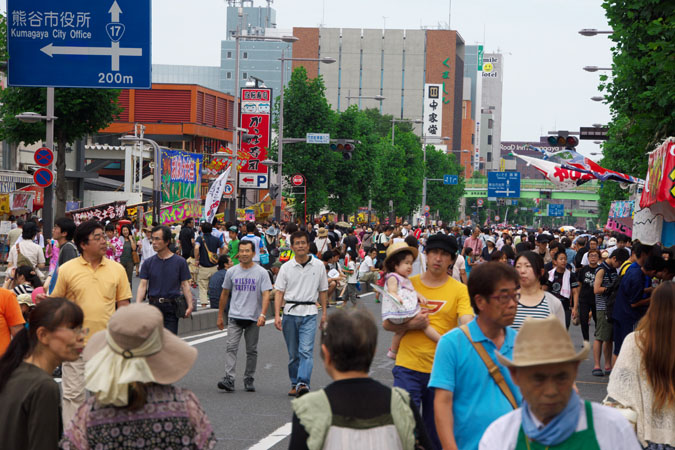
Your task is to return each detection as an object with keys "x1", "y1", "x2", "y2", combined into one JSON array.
[
  {"x1": 598, "y1": 0, "x2": 675, "y2": 221},
  {"x1": 424, "y1": 146, "x2": 465, "y2": 222},
  {"x1": 269, "y1": 66, "x2": 335, "y2": 216},
  {"x1": 0, "y1": 88, "x2": 122, "y2": 217}
]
